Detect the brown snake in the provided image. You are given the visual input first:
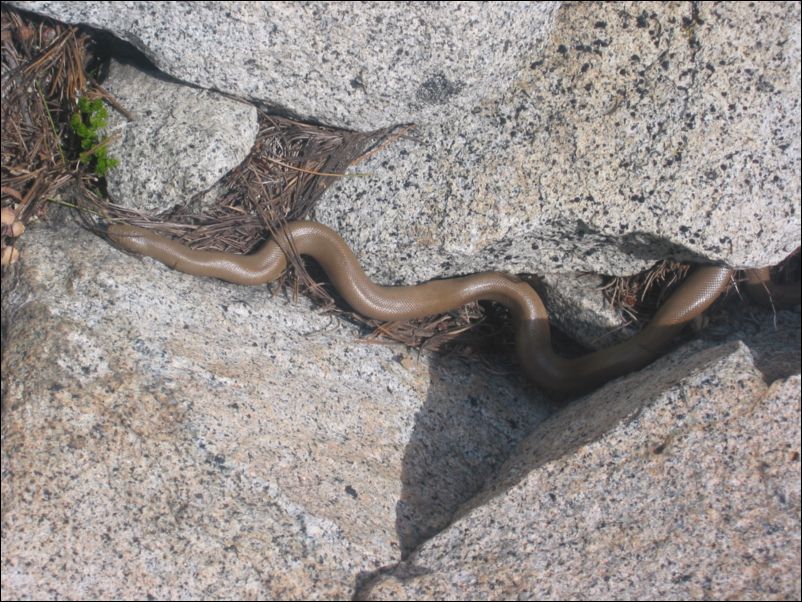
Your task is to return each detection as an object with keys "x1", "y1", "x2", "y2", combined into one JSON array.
[{"x1": 107, "y1": 221, "x2": 764, "y2": 394}]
